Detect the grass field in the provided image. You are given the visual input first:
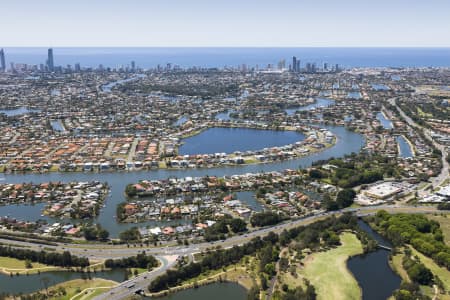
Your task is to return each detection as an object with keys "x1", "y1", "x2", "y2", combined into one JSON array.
[
  {"x1": 35, "y1": 278, "x2": 118, "y2": 300},
  {"x1": 389, "y1": 249, "x2": 410, "y2": 283},
  {"x1": 408, "y1": 246, "x2": 450, "y2": 294},
  {"x1": 428, "y1": 214, "x2": 450, "y2": 246},
  {"x1": 299, "y1": 232, "x2": 364, "y2": 300},
  {"x1": 0, "y1": 256, "x2": 62, "y2": 274}
]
